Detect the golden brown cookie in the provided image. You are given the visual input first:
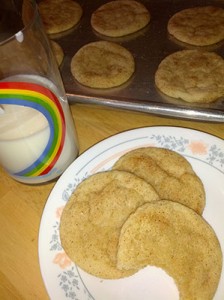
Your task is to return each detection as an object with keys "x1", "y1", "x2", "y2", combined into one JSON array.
[
  {"x1": 60, "y1": 170, "x2": 159, "y2": 279},
  {"x1": 168, "y1": 6, "x2": 224, "y2": 46},
  {"x1": 70, "y1": 41, "x2": 135, "y2": 88},
  {"x1": 91, "y1": 0, "x2": 150, "y2": 37},
  {"x1": 155, "y1": 50, "x2": 224, "y2": 103},
  {"x1": 113, "y1": 147, "x2": 205, "y2": 214},
  {"x1": 117, "y1": 200, "x2": 222, "y2": 300},
  {"x1": 38, "y1": 0, "x2": 83, "y2": 34},
  {"x1": 50, "y1": 40, "x2": 64, "y2": 66}
]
